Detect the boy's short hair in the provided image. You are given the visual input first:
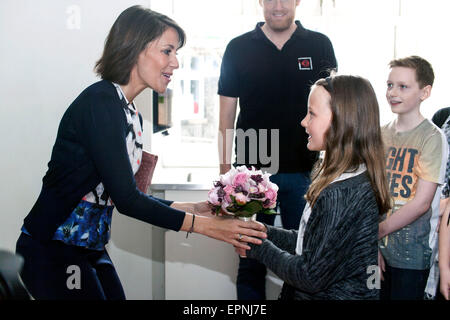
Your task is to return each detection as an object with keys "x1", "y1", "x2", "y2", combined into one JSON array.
[{"x1": 388, "y1": 55, "x2": 434, "y2": 88}]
